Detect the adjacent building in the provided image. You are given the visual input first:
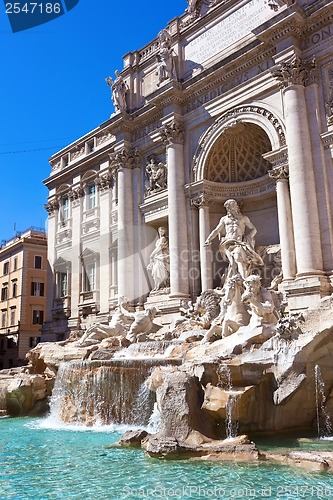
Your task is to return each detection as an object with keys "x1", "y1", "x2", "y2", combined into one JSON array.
[
  {"x1": 43, "y1": 0, "x2": 333, "y2": 340},
  {"x1": 0, "y1": 228, "x2": 47, "y2": 368}
]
